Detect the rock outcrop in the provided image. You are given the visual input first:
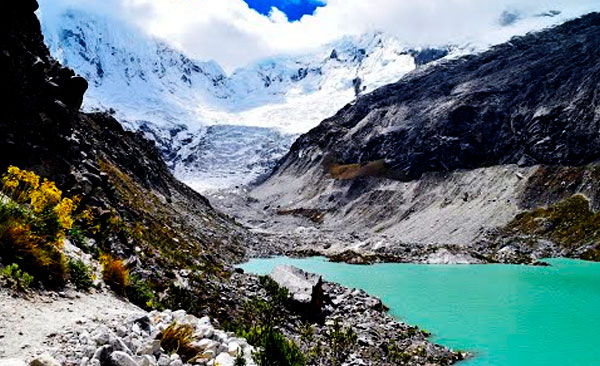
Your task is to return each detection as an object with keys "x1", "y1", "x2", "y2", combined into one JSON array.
[
  {"x1": 228, "y1": 272, "x2": 464, "y2": 365},
  {"x1": 270, "y1": 265, "x2": 325, "y2": 317},
  {"x1": 0, "y1": 0, "x2": 262, "y2": 329}
]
